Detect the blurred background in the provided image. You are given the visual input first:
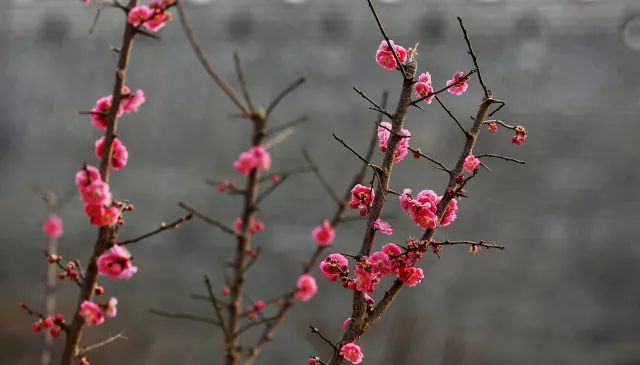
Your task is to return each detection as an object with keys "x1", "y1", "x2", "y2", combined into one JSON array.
[{"x1": 2, "y1": 0, "x2": 640, "y2": 364}]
